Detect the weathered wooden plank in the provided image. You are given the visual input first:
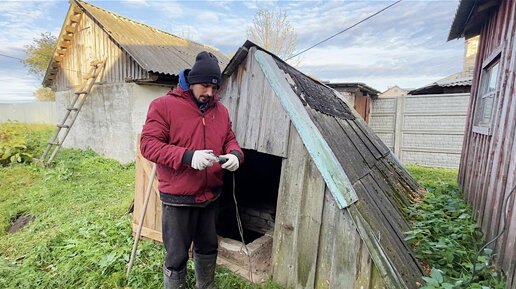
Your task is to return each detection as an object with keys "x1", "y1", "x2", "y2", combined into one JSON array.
[
  {"x1": 255, "y1": 50, "x2": 357, "y2": 208},
  {"x1": 353, "y1": 179, "x2": 423, "y2": 286},
  {"x1": 131, "y1": 222, "x2": 162, "y2": 243},
  {"x1": 243, "y1": 51, "x2": 265, "y2": 150},
  {"x1": 371, "y1": 162, "x2": 412, "y2": 209},
  {"x1": 337, "y1": 118, "x2": 377, "y2": 167},
  {"x1": 219, "y1": 71, "x2": 240, "y2": 130},
  {"x1": 271, "y1": 125, "x2": 307, "y2": 287},
  {"x1": 257, "y1": 78, "x2": 290, "y2": 157},
  {"x1": 378, "y1": 153, "x2": 422, "y2": 197},
  {"x1": 235, "y1": 50, "x2": 251, "y2": 147},
  {"x1": 353, "y1": 115, "x2": 391, "y2": 157},
  {"x1": 348, "y1": 182, "x2": 410, "y2": 289},
  {"x1": 360, "y1": 174, "x2": 411, "y2": 235},
  {"x1": 314, "y1": 189, "x2": 338, "y2": 289},
  {"x1": 353, "y1": 240, "x2": 372, "y2": 289},
  {"x1": 329, "y1": 207, "x2": 361, "y2": 289},
  {"x1": 370, "y1": 263, "x2": 387, "y2": 289},
  {"x1": 307, "y1": 108, "x2": 370, "y2": 184},
  {"x1": 294, "y1": 151, "x2": 326, "y2": 289},
  {"x1": 346, "y1": 119, "x2": 384, "y2": 160}
]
